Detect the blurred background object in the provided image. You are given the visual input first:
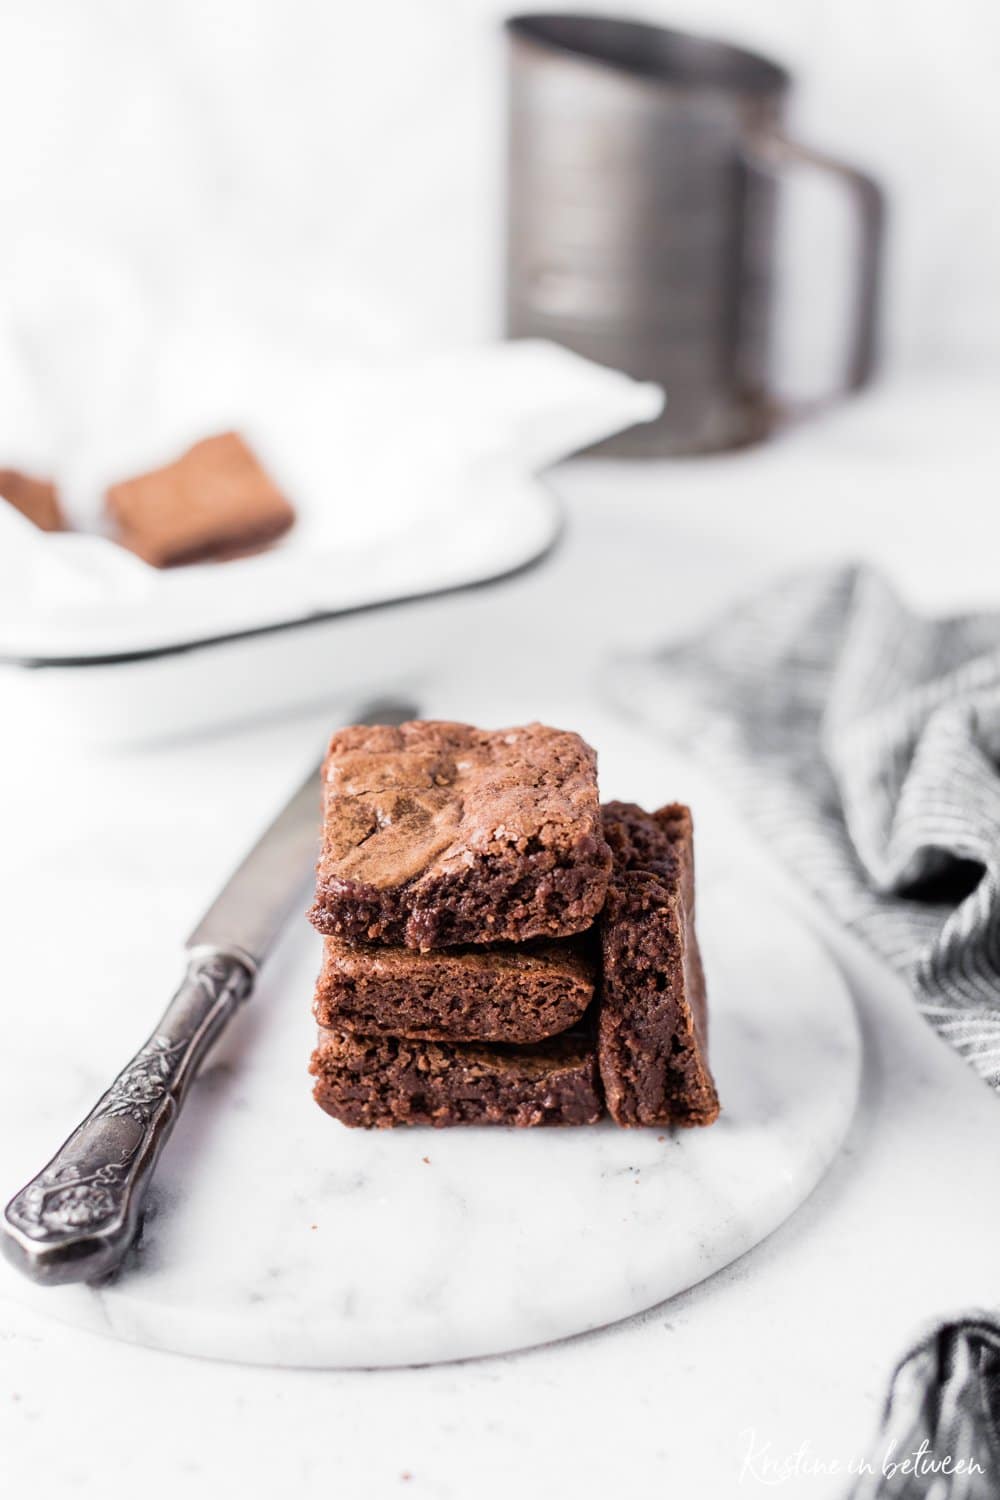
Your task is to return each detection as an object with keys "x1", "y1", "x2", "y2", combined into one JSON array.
[
  {"x1": 0, "y1": 344, "x2": 659, "y2": 741},
  {"x1": 505, "y1": 14, "x2": 884, "y2": 454},
  {"x1": 0, "y1": 0, "x2": 996, "y2": 399}
]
